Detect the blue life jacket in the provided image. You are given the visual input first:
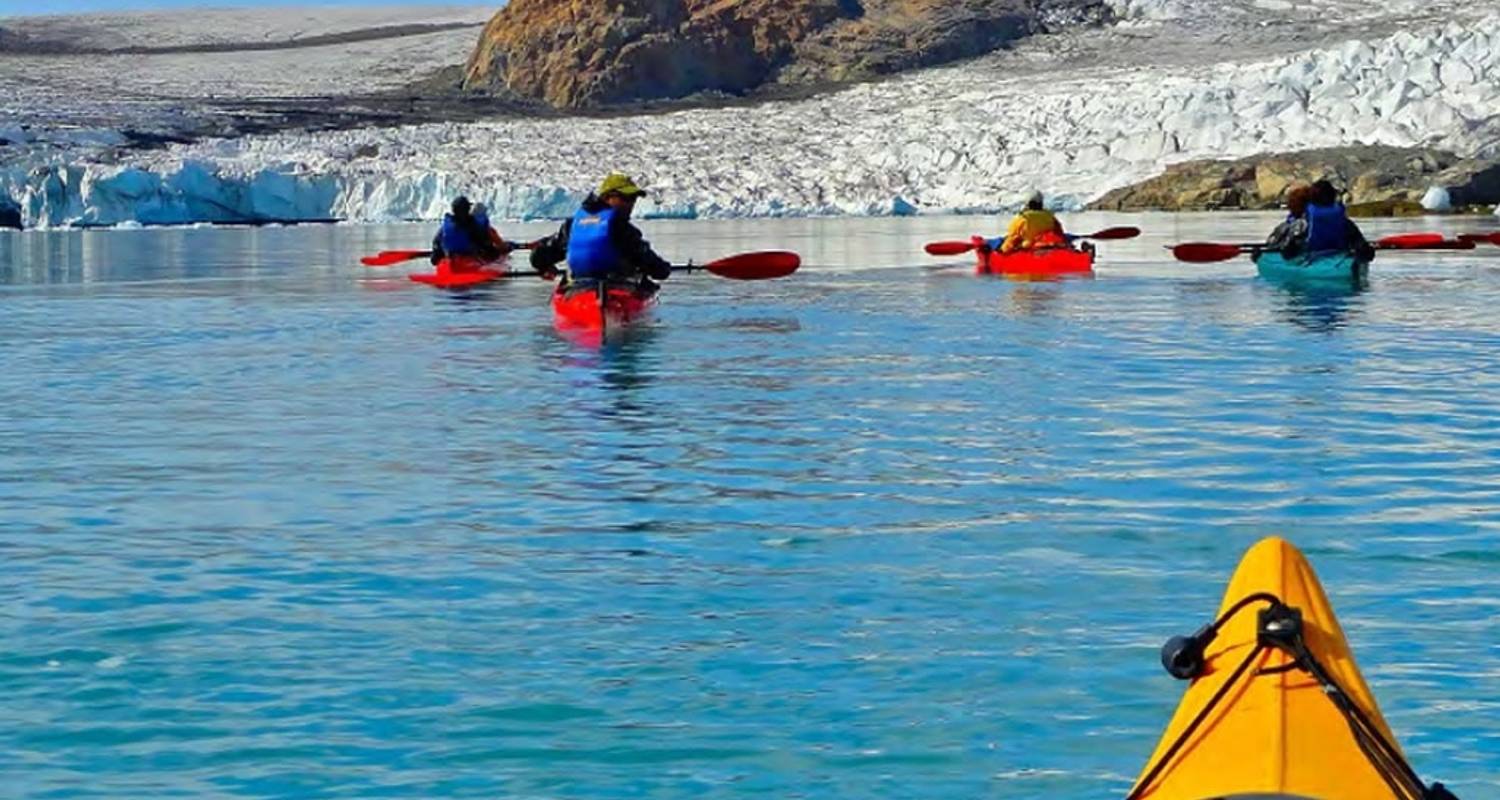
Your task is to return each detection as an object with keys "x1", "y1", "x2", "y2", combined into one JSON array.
[
  {"x1": 439, "y1": 214, "x2": 479, "y2": 255},
  {"x1": 565, "y1": 206, "x2": 621, "y2": 279},
  {"x1": 1304, "y1": 203, "x2": 1350, "y2": 253}
]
